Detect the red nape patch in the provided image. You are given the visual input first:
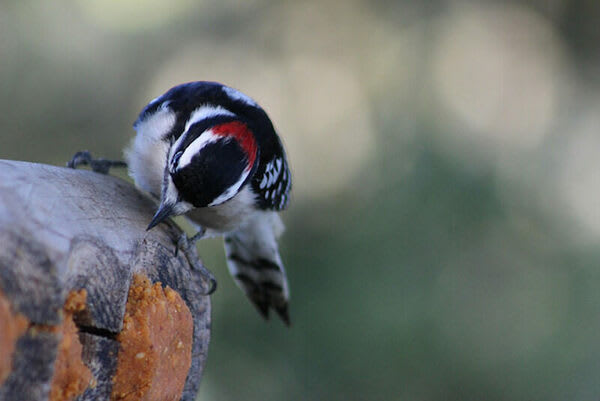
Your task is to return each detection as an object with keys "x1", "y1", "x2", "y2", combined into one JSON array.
[{"x1": 212, "y1": 121, "x2": 257, "y2": 169}]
